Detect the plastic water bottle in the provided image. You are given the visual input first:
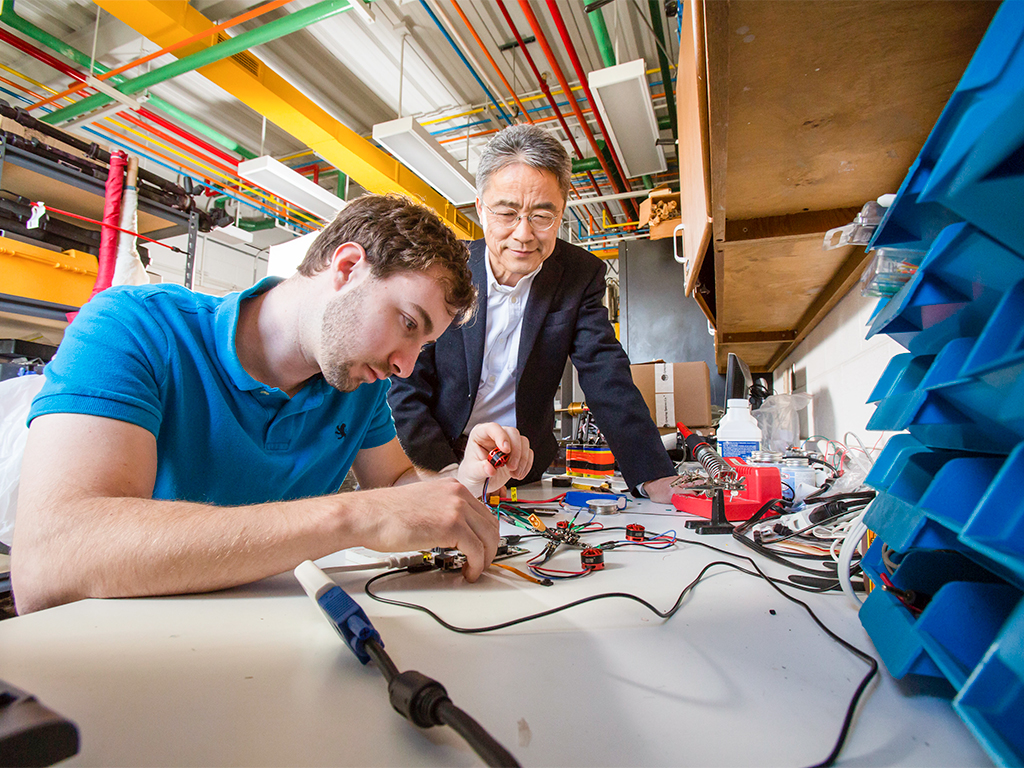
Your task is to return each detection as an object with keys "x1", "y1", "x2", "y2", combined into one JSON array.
[{"x1": 716, "y1": 399, "x2": 763, "y2": 461}]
